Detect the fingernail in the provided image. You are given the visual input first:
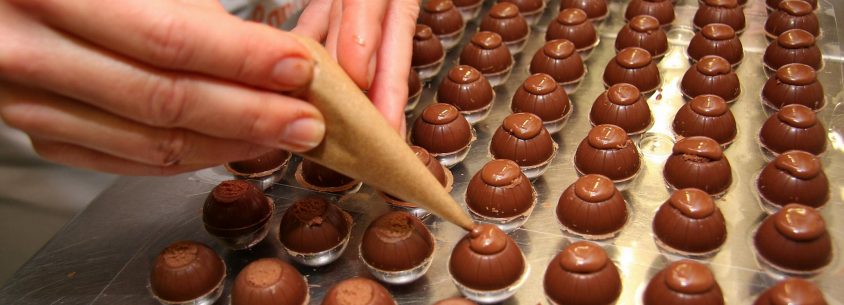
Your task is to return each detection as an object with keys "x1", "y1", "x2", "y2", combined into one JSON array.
[
  {"x1": 272, "y1": 57, "x2": 313, "y2": 90},
  {"x1": 280, "y1": 117, "x2": 325, "y2": 152}
]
